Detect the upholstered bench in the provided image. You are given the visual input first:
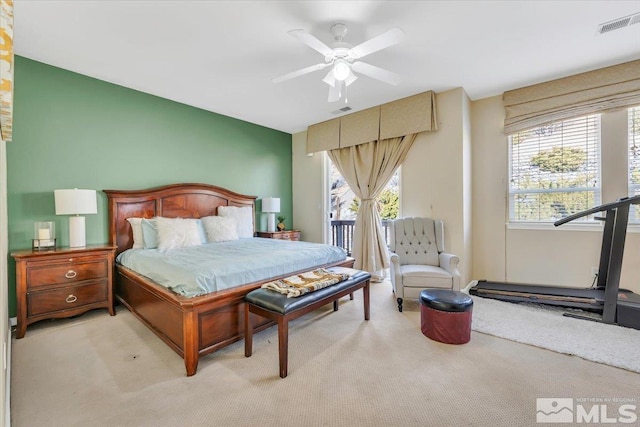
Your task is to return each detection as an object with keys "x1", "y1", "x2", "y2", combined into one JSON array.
[
  {"x1": 419, "y1": 289, "x2": 473, "y2": 344},
  {"x1": 244, "y1": 267, "x2": 371, "y2": 378}
]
